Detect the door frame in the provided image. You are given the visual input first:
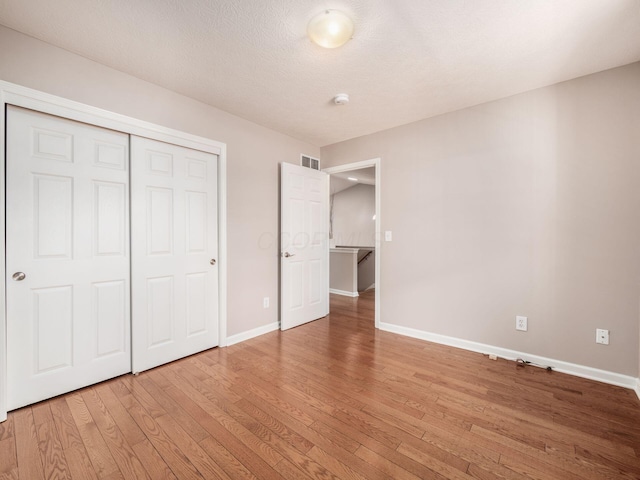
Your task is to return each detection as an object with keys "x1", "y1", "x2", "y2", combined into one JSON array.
[
  {"x1": 323, "y1": 158, "x2": 381, "y2": 329},
  {"x1": 0, "y1": 80, "x2": 228, "y2": 422}
]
